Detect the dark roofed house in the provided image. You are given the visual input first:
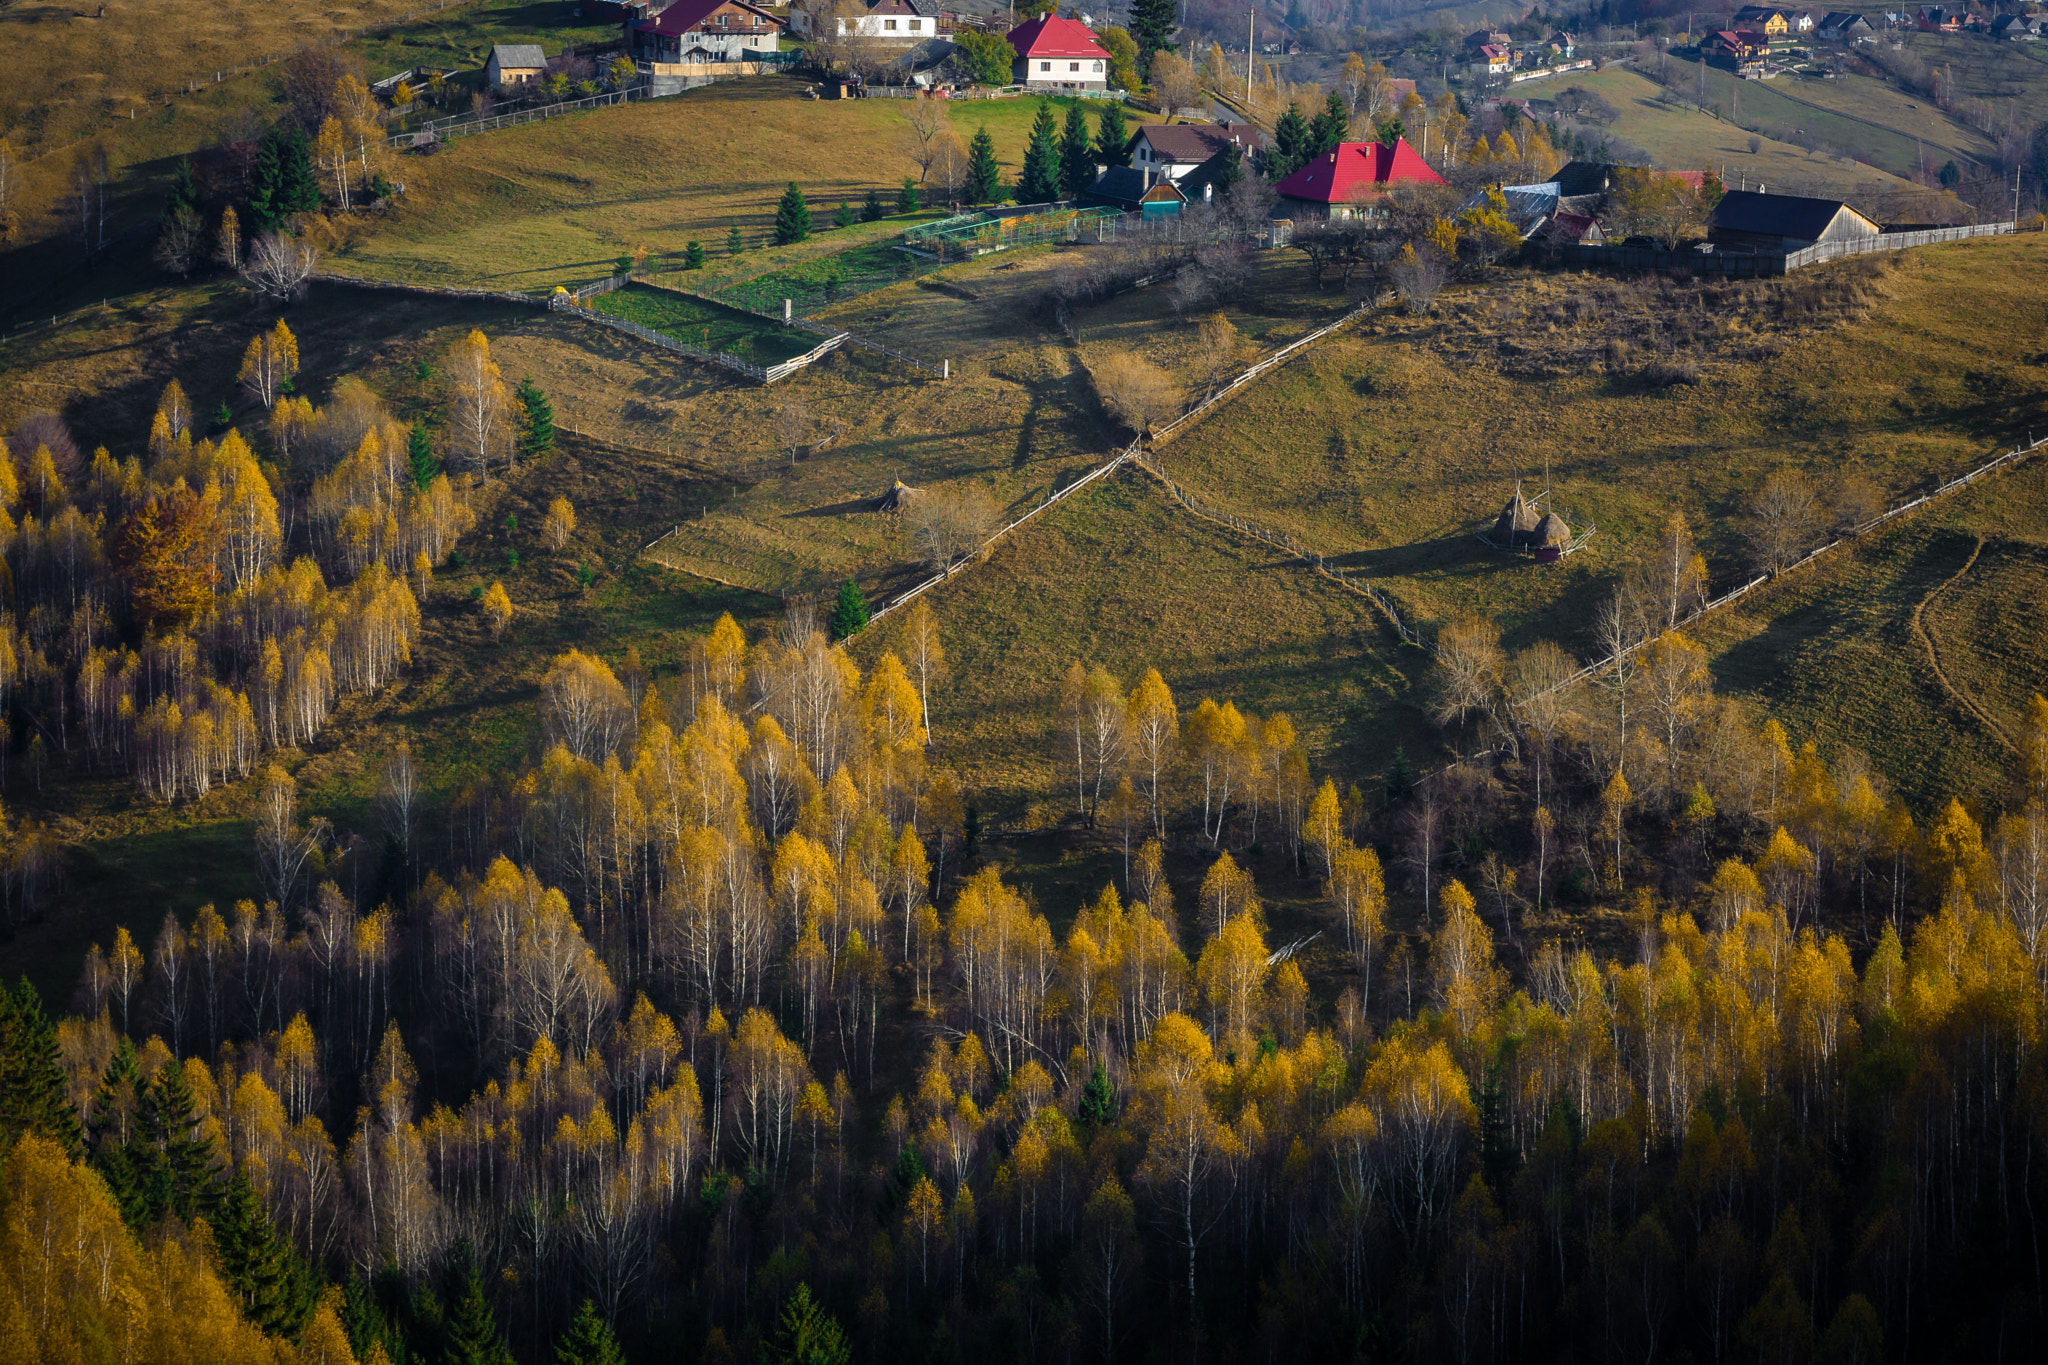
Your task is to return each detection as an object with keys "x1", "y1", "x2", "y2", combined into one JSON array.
[
  {"x1": 1818, "y1": 10, "x2": 1874, "y2": 38},
  {"x1": 1536, "y1": 210, "x2": 1605, "y2": 245},
  {"x1": 486, "y1": 43, "x2": 548, "y2": 86},
  {"x1": 1709, "y1": 189, "x2": 1880, "y2": 250},
  {"x1": 1990, "y1": 14, "x2": 2040, "y2": 38},
  {"x1": 1084, "y1": 166, "x2": 1188, "y2": 215},
  {"x1": 1129, "y1": 122, "x2": 1260, "y2": 182},
  {"x1": 1554, "y1": 160, "x2": 1618, "y2": 197}
]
